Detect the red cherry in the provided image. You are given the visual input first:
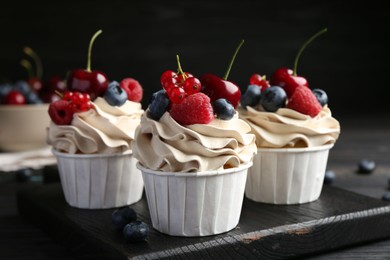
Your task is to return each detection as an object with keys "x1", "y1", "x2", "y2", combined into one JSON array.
[
  {"x1": 3, "y1": 90, "x2": 26, "y2": 105},
  {"x1": 200, "y1": 40, "x2": 245, "y2": 109},
  {"x1": 270, "y1": 68, "x2": 308, "y2": 97},
  {"x1": 249, "y1": 74, "x2": 270, "y2": 91},
  {"x1": 67, "y1": 69, "x2": 108, "y2": 100},
  {"x1": 48, "y1": 75, "x2": 66, "y2": 92},
  {"x1": 270, "y1": 28, "x2": 328, "y2": 97},
  {"x1": 183, "y1": 77, "x2": 201, "y2": 95},
  {"x1": 200, "y1": 74, "x2": 241, "y2": 108},
  {"x1": 66, "y1": 30, "x2": 108, "y2": 101},
  {"x1": 28, "y1": 77, "x2": 43, "y2": 92}
]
